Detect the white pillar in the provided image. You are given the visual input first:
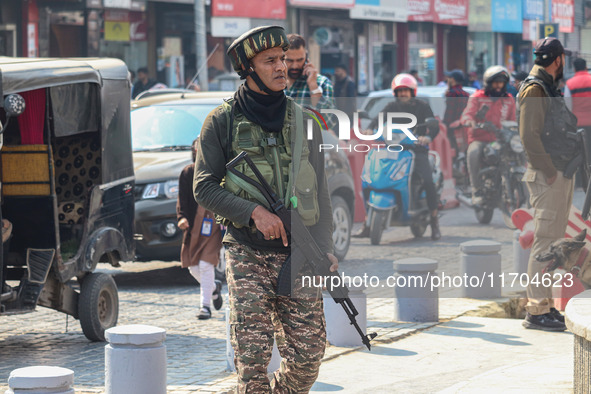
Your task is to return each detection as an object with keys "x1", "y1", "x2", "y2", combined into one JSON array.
[
  {"x1": 6, "y1": 366, "x2": 74, "y2": 394},
  {"x1": 323, "y1": 285, "x2": 367, "y2": 347},
  {"x1": 105, "y1": 325, "x2": 166, "y2": 394},
  {"x1": 225, "y1": 307, "x2": 281, "y2": 373},
  {"x1": 393, "y1": 257, "x2": 439, "y2": 322},
  {"x1": 460, "y1": 240, "x2": 502, "y2": 298}
]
